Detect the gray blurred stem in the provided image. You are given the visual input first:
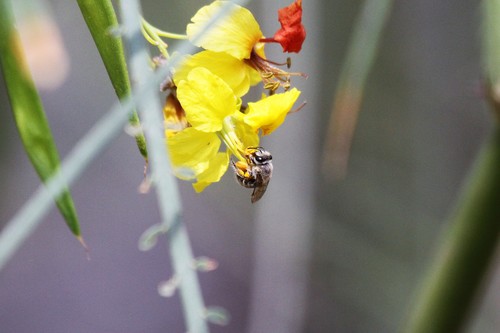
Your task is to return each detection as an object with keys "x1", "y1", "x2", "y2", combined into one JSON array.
[
  {"x1": 247, "y1": 0, "x2": 318, "y2": 332},
  {"x1": 118, "y1": 1, "x2": 209, "y2": 333}
]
